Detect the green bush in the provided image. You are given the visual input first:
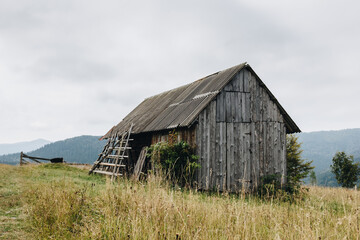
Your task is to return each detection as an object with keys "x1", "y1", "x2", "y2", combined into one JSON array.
[
  {"x1": 258, "y1": 174, "x2": 282, "y2": 197},
  {"x1": 147, "y1": 132, "x2": 199, "y2": 187}
]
